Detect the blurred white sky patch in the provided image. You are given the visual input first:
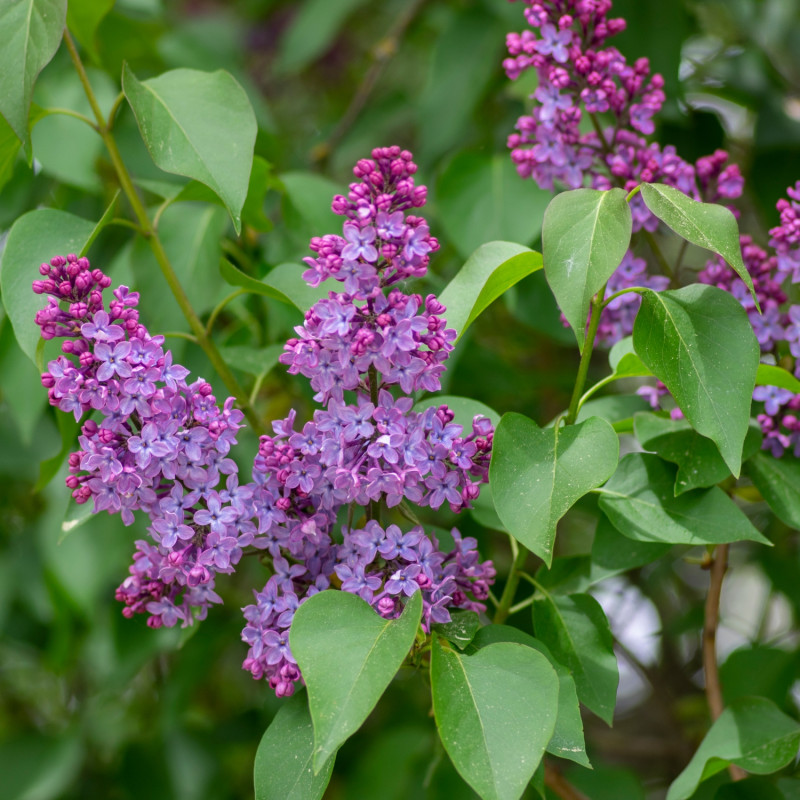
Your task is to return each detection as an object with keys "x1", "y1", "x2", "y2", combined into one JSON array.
[{"x1": 593, "y1": 577, "x2": 662, "y2": 712}]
